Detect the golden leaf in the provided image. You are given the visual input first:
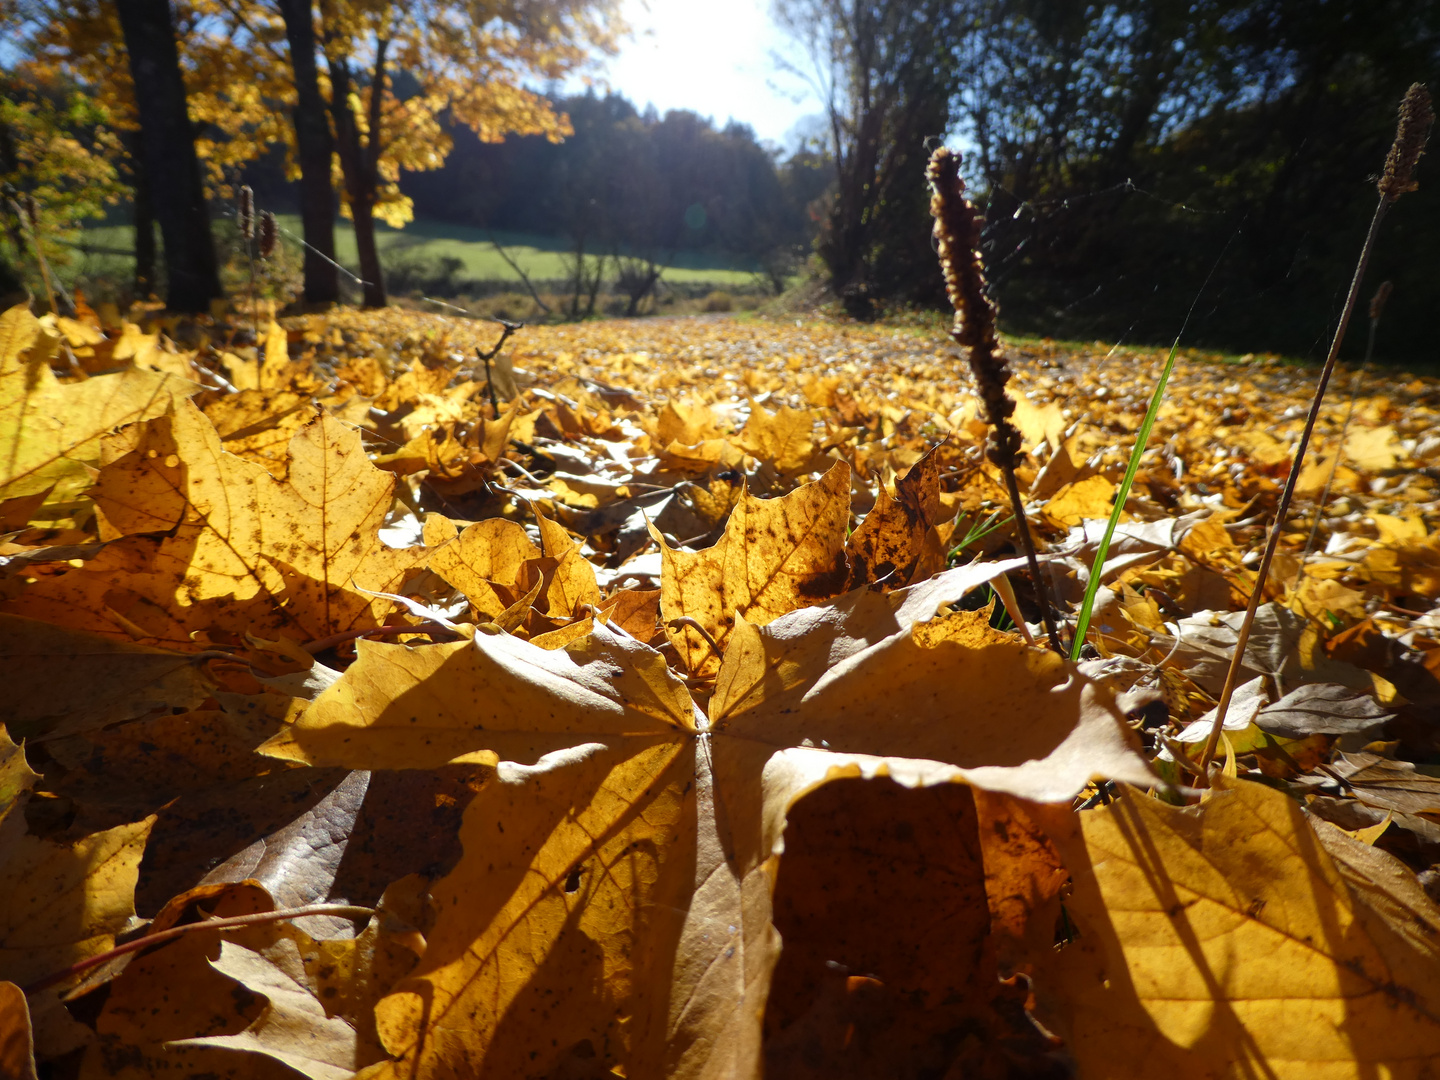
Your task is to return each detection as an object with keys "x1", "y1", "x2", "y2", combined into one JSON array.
[
  {"x1": 844, "y1": 444, "x2": 944, "y2": 590},
  {"x1": 0, "y1": 304, "x2": 198, "y2": 503},
  {"x1": 261, "y1": 625, "x2": 699, "y2": 771},
  {"x1": 4, "y1": 399, "x2": 423, "y2": 649},
  {"x1": 2, "y1": 615, "x2": 211, "y2": 741},
  {"x1": 425, "y1": 513, "x2": 541, "y2": 618},
  {"x1": 0, "y1": 981, "x2": 37, "y2": 1080},
  {"x1": 173, "y1": 912, "x2": 424, "y2": 1079},
  {"x1": 1043, "y1": 474, "x2": 1117, "y2": 529},
  {"x1": 535, "y1": 504, "x2": 602, "y2": 619},
  {"x1": 737, "y1": 400, "x2": 817, "y2": 474},
  {"x1": 1010, "y1": 396, "x2": 1066, "y2": 451},
  {"x1": 260, "y1": 555, "x2": 1151, "y2": 1078},
  {"x1": 656, "y1": 461, "x2": 851, "y2": 677},
  {"x1": 1035, "y1": 776, "x2": 1440, "y2": 1077},
  {"x1": 1344, "y1": 425, "x2": 1404, "y2": 471},
  {"x1": 0, "y1": 728, "x2": 153, "y2": 990}
]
